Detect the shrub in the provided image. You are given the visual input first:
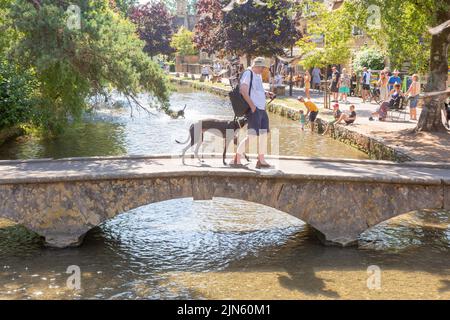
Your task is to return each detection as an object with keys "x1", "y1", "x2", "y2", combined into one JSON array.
[{"x1": 352, "y1": 47, "x2": 385, "y2": 72}]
